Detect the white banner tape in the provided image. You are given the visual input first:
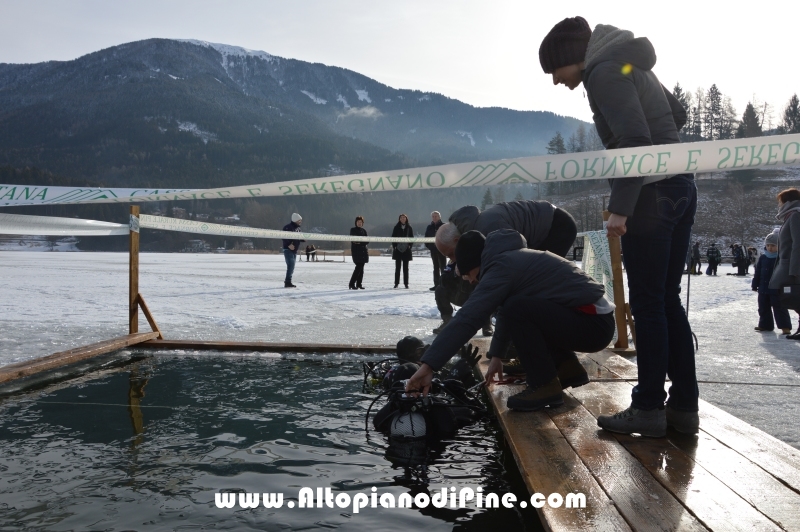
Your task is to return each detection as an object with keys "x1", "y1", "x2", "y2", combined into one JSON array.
[
  {"x1": 0, "y1": 213, "x2": 128, "y2": 236},
  {"x1": 0, "y1": 213, "x2": 434, "y2": 243},
  {"x1": 1, "y1": 134, "x2": 798, "y2": 207}
]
